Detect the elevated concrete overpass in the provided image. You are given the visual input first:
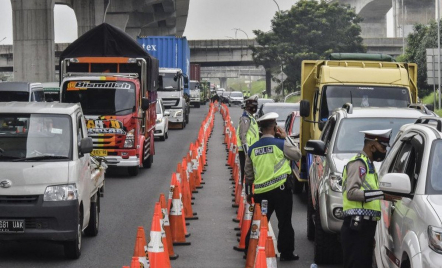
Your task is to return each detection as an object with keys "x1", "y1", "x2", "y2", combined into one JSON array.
[{"x1": 10, "y1": 0, "x2": 189, "y2": 83}]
